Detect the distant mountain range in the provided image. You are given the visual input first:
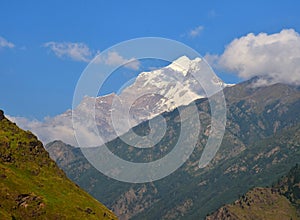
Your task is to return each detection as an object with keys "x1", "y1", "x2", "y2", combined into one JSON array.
[
  {"x1": 0, "y1": 111, "x2": 117, "y2": 219},
  {"x1": 46, "y1": 78, "x2": 300, "y2": 219}
]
